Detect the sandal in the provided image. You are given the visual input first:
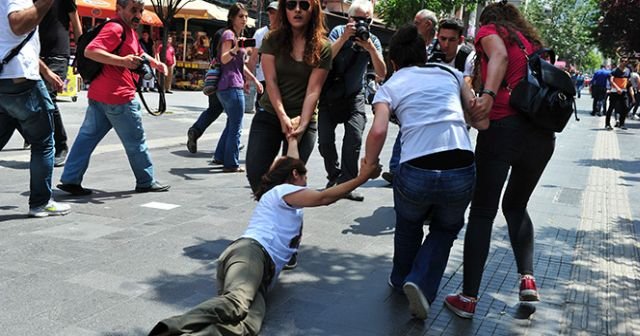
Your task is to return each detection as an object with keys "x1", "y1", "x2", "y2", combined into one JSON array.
[{"x1": 222, "y1": 167, "x2": 245, "y2": 173}]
